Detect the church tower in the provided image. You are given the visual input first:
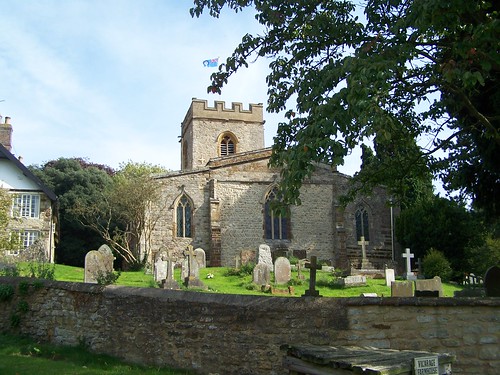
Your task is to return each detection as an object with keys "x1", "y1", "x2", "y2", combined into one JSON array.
[{"x1": 179, "y1": 99, "x2": 265, "y2": 170}]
